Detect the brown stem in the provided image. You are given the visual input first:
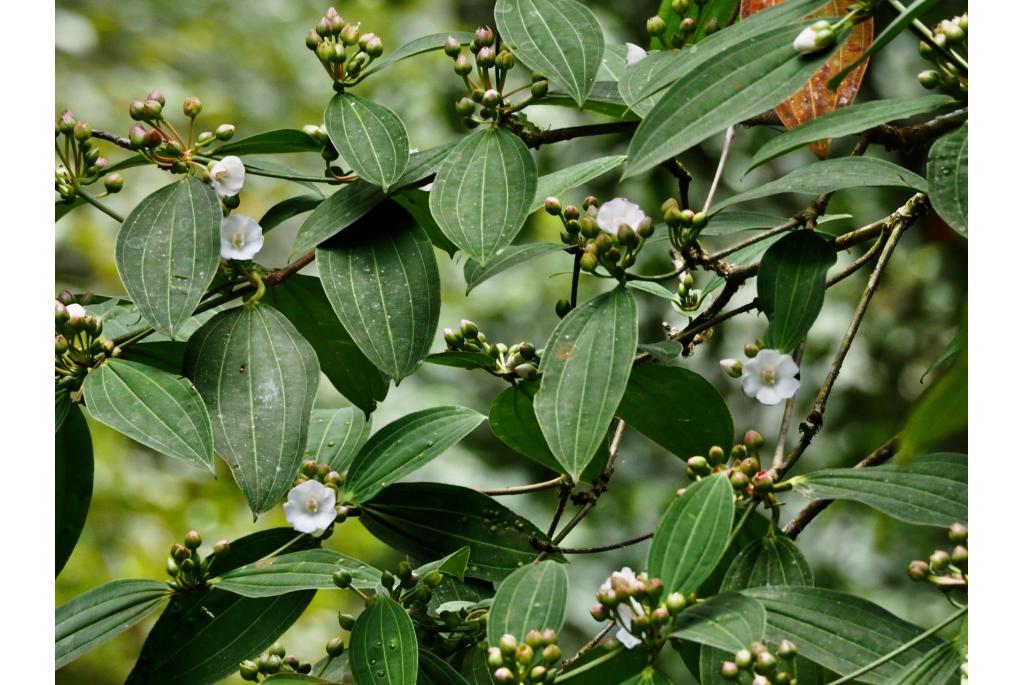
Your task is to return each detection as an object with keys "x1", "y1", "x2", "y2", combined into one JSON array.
[
  {"x1": 508, "y1": 120, "x2": 638, "y2": 149},
  {"x1": 560, "y1": 623, "x2": 615, "y2": 672},
  {"x1": 532, "y1": 531, "x2": 653, "y2": 555},
  {"x1": 480, "y1": 476, "x2": 567, "y2": 496}
]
